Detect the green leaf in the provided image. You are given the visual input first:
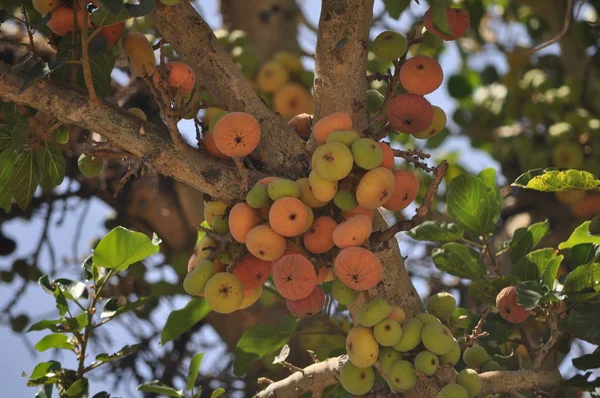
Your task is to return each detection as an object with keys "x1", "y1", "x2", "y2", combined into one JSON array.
[
  {"x1": 559, "y1": 221, "x2": 600, "y2": 250},
  {"x1": 10, "y1": 149, "x2": 40, "y2": 210},
  {"x1": 26, "y1": 361, "x2": 61, "y2": 380},
  {"x1": 477, "y1": 167, "x2": 502, "y2": 222},
  {"x1": 83, "y1": 51, "x2": 116, "y2": 98},
  {"x1": 20, "y1": 63, "x2": 52, "y2": 93},
  {"x1": 432, "y1": 5, "x2": 452, "y2": 36},
  {"x1": 568, "y1": 244, "x2": 600, "y2": 268},
  {"x1": 65, "y1": 378, "x2": 89, "y2": 397},
  {"x1": 137, "y1": 381, "x2": 184, "y2": 397},
  {"x1": 0, "y1": 148, "x2": 17, "y2": 212},
  {"x1": 161, "y1": 298, "x2": 210, "y2": 345},
  {"x1": 468, "y1": 279, "x2": 498, "y2": 305},
  {"x1": 515, "y1": 280, "x2": 546, "y2": 310},
  {"x1": 34, "y1": 333, "x2": 75, "y2": 352},
  {"x1": 512, "y1": 168, "x2": 600, "y2": 192},
  {"x1": 211, "y1": 388, "x2": 225, "y2": 398},
  {"x1": 100, "y1": 296, "x2": 150, "y2": 319},
  {"x1": 54, "y1": 278, "x2": 88, "y2": 300},
  {"x1": 590, "y1": 215, "x2": 600, "y2": 236},
  {"x1": 514, "y1": 248, "x2": 563, "y2": 288},
  {"x1": 447, "y1": 174, "x2": 495, "y2": 234},
  {"x1": 407, "y1": 221, "x2": 464, "y2": 242},
  {"x1": 27, "y1": 319, "x2": 62, "y2": 333},
  {"x1": 187, "y1": 353, "x2": 204, "y2": 391},
  {"x1": 95, "y1": 344, "x2": 140, "y2": 363},
  {"x1": 39, "y1": 143, "x2": 65, "y2": 187},
  {"x1": 564, "y1": 263, "x2": 600, "y2": 294},
  {"x1": 2, "y1": 103, "x2": 20, "y2": 124},
  {"x1": 11, "y1": 117, "x2": 29, "y2": 150},
  {"x1": 569, "y1": 304, "x2": 600, "y2": 344},
  {"x1": 53, "y1": 287, "x2": 69, "y2": 317},
  {"x1": 95, "y1": 0, "x2": 124, "y2": 14},
  {"x1": 573, "y1": 351, "x2": 600, "y2": 370},
  {"x1": 382, "y1": 0, "x2": 411, "y2": 19},
  {"x1": 510, "y1": 219, "x2": 550, "y2": 263},
  {"x1": 35, "y1": 385, "x2": 53, "y2": 398},
  {"x1": 125, "y1": 0, "x2": 156, "y2": 17},
  {"x1": 64, "y1": 312, "x2": 89, "y2": 332},
  {"x1": 0, "y1": 125, "x2": 11, "y2": 150},
  {"x1": 92, "y1": 392, "x2": 111, "y2": 398},
  {"x1": 91, "y1": 6, "x2": 130, "y2": 27},
  {"x1": 38, "y1": 274, "x2": 54, "y2": 294},
  {"x1": 93, "y1": 226, "x2": 161, "y2": 271},
  {"x1": 234, "y1": 316, "x2": 297, "y2": 376},
  {"x1": 432, "y1": 243, "x2": 486, "y2": 279}
]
